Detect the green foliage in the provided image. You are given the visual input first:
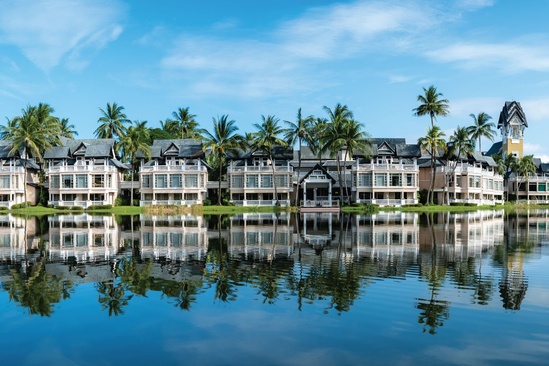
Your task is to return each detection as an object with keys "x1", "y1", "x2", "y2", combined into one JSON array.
[
  {"x1": 11, "y1": 202, "x2": 32, "y2": 209},
  {"x1": 203, "y1": 198, "x2": 212, "y2": 206},
  {"x1": 87, "y1": 204, "x2": 113, "y2": 210},
  {"x1": 115, "y1": 196, "x2": 129, "y2": 206},
  {"x1": 70, "y1": 206, "x2": 84, "y2": 211}
]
